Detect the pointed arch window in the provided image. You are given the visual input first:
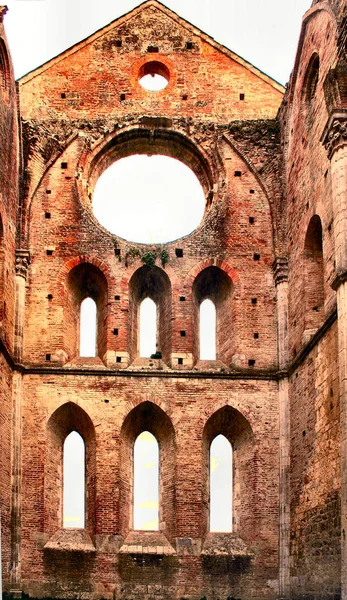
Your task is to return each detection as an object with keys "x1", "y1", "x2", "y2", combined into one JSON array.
[
  {"x1": 303, "y1": 54, "x2": 320, "y2": 104},
  {"x1": 139, "y1": 297, "x2": 157, "y2": 357},
  {"x1": 133, "y1": 431, "x2": 159, "y2": 530},
  {"x1": 304, "y1": 215, "x2": 324, "y2": 331},
  {"x1": 193, "y1": 266, "x2": 233, "y2": 365},
  {"x1": 80, "y1": 297, "x2": 97, "y2": 357},
  {"x1": 200, "y1": 298, "x2": 216, "y2": 360},
  {"x1": 210, "y1": 434, "x2": 232, "y2": 532},
  {"x1": 63, "y1": 431, "x2": 85, "y2": 528}
]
